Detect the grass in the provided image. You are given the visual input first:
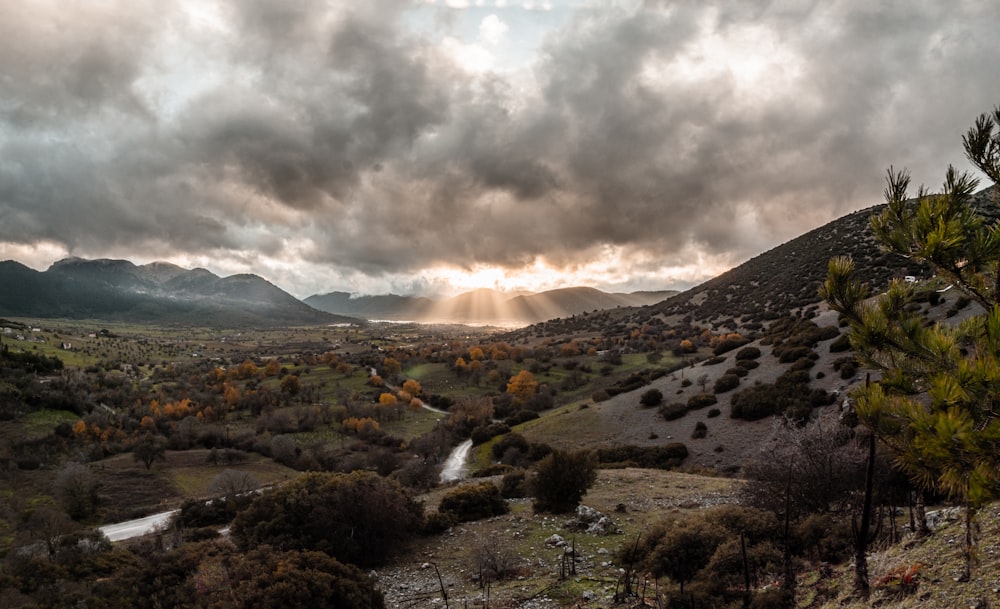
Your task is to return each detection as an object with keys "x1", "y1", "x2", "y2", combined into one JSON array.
[{"x1": 17, "y1": 409, "x2": 80, "y2": 440}]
